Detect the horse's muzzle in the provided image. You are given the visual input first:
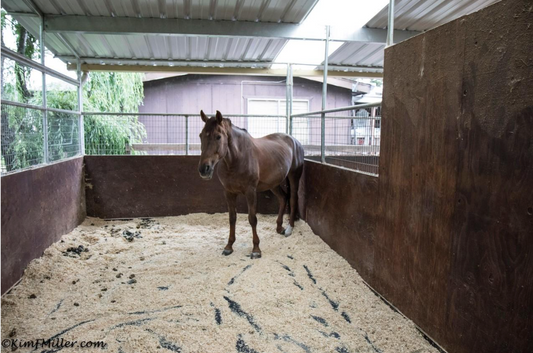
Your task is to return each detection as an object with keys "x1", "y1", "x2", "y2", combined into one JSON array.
[{"x1": 199, "y1": 163, "x2": 214, "y2": 180}]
